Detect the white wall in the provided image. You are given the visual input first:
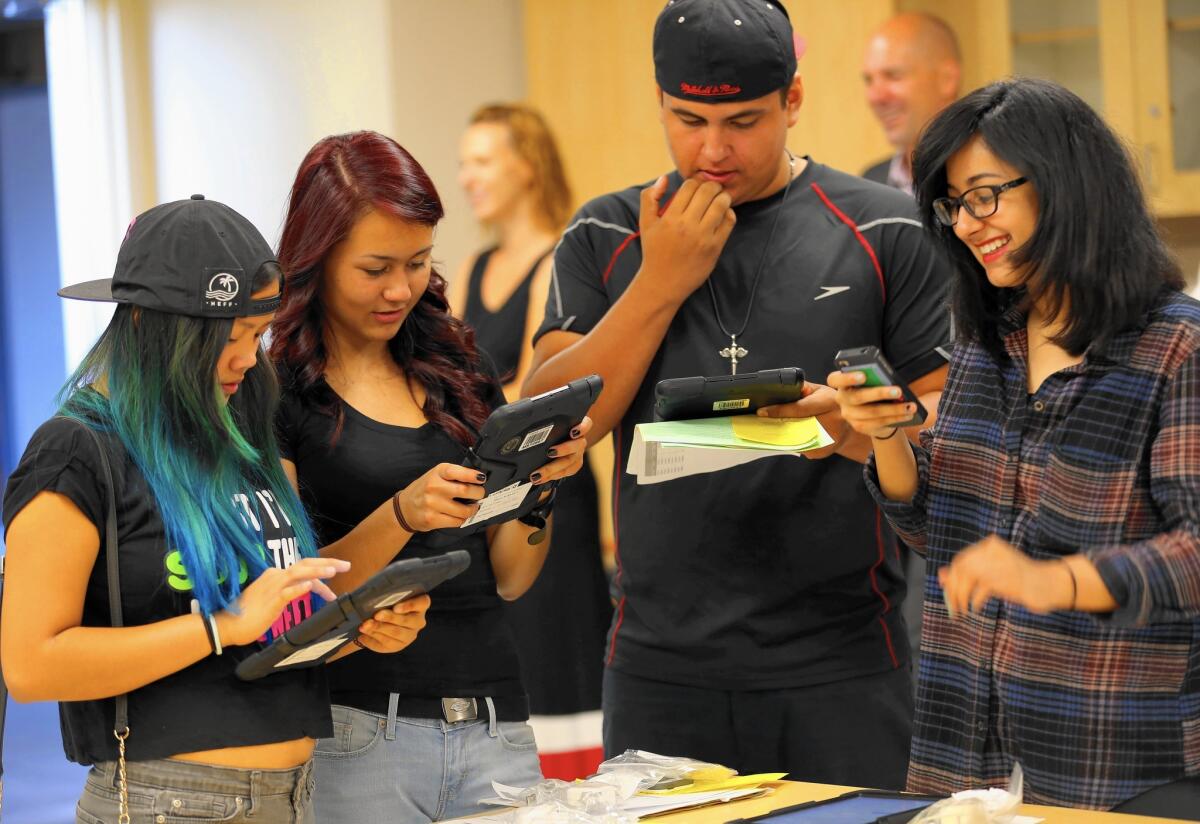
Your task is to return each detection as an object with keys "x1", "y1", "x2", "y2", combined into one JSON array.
[
  {"x1": 47, "y1": 0, "x2": 526, "y2": 371},
  {"x1": 146, "y1": 0, "x2": 524, "y2": 279},
  {"x1": 388, "y1": 2, "x2": 528, "y2": 278},
  {"x1": 147, "y1": 0, "x2": 396, "y2": 242}
]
